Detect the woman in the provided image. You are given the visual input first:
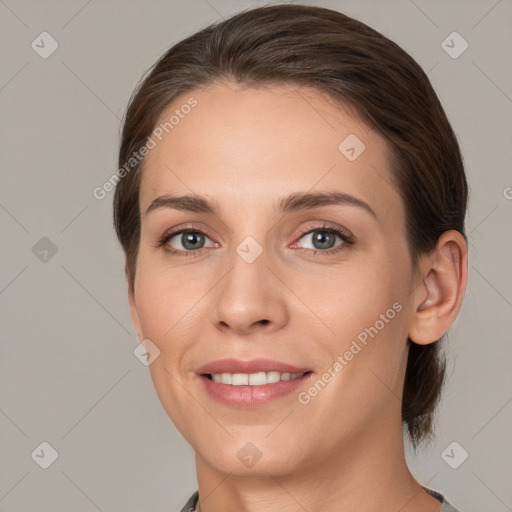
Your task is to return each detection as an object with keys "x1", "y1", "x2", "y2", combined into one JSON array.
[{"x1": 113, "y1": 4, "x2": 468, "y2": 511}]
